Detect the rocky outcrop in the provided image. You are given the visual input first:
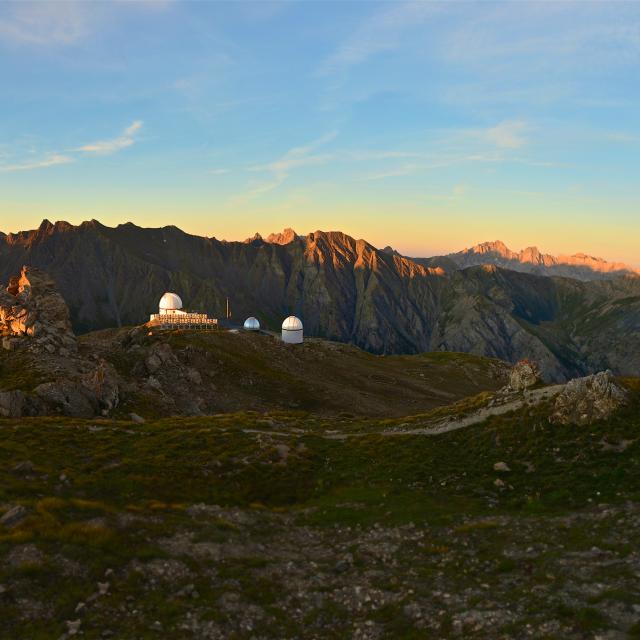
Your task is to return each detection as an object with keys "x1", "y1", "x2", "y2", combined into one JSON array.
[
  {"x1": 0, "y1": 266, "x2": 121, "y2": 418},
  {"x1": 0, "y1": 266, "x2": 76, "y2": 355},
  {"x1": 549, "y1": 371, "x2": 629, "y2": 425},
  {"x1": 81, "y1": 360, "x2": 120, "y2": 413},
  {"x1": 0, "y1": 390, "x2": 26, "y2": 418},
  {"x1": 26, "y1": 358, "x2": 121, "y2": 418},
  {"x1": 507, "y1": 360, "x2": 540, "y2": 391}
]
